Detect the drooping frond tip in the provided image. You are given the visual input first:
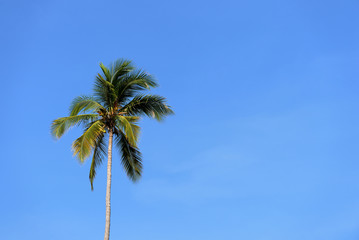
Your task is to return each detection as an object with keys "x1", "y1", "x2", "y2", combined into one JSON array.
[
  {"x1": 72, "y1": 120, "x2": 106, "y2": 163},
  {"x1": 89, "y1": 132, "x2": 107, "y2": 190},
  {"x1": 51, "y1": 114, "x2": 99, "y2": 139},
  {"x1": 114, "y1": 129, "x2": 142, "y2": 182},
  {"x1": 115, "y1": 115, "x2": 141, "y2": 146}
]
